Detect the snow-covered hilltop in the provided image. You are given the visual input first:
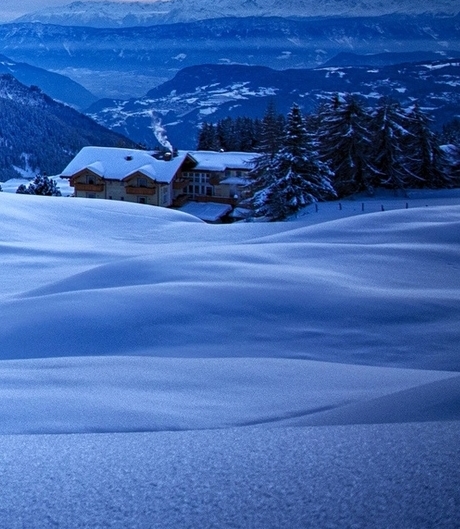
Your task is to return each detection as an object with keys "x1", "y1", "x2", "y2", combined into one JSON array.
[{"x1": 14, "y1": 0, "x2": 460, "y2": 28}]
